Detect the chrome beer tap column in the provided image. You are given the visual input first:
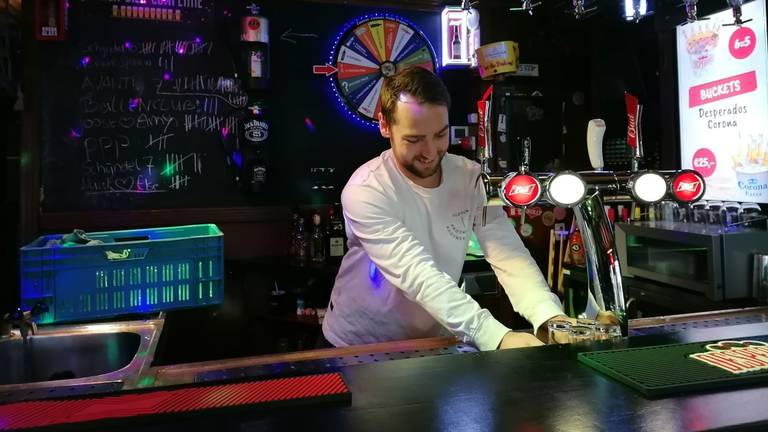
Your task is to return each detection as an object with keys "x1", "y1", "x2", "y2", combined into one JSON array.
[{"x1": 492, "y1": 123, "x2": 706, "y2": 336}]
